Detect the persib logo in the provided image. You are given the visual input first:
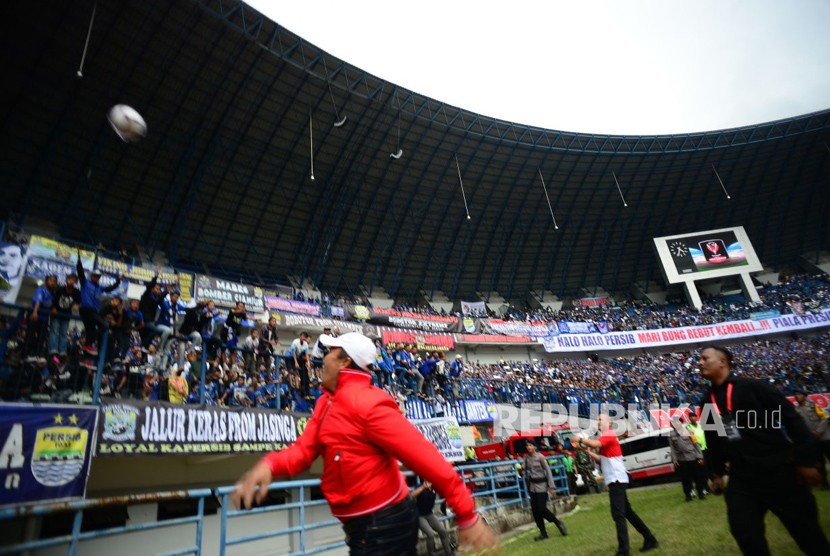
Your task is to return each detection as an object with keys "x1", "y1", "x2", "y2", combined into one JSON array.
[{"x1": 32, "y1": 426, "x2": 88, "y2": 487}]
